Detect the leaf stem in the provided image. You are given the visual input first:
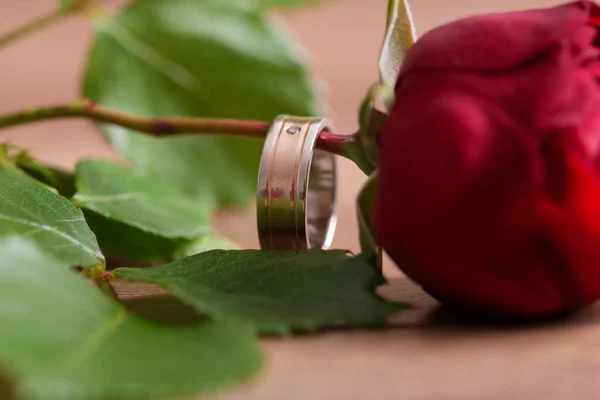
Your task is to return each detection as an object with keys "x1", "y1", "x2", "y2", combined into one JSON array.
[
  {"x1": 0, "y1": 100, "x2": 370, "y2": 169},
  {"x1": 95, "y1": 278, "x2": 118, "y2": 300},
  {"x1": 0, "y1": 9, "x2": 69, "y2": 50},
  {"x1": 90, "y1": 268, "x2": 118, "y2": 300},
  {"x1": 0, "y1": 1, "x2": 113, "y2": 50}
]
